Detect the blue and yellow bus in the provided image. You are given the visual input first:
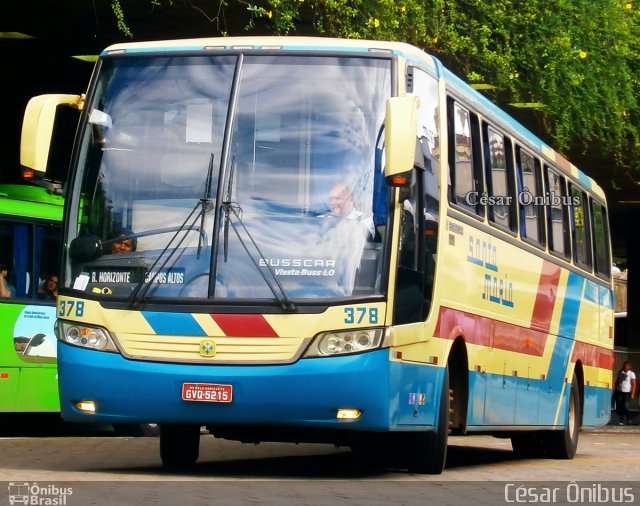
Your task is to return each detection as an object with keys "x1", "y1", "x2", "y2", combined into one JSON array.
[{"x1": 21, "y1": 37, "x2": 613, "y2": 473}]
